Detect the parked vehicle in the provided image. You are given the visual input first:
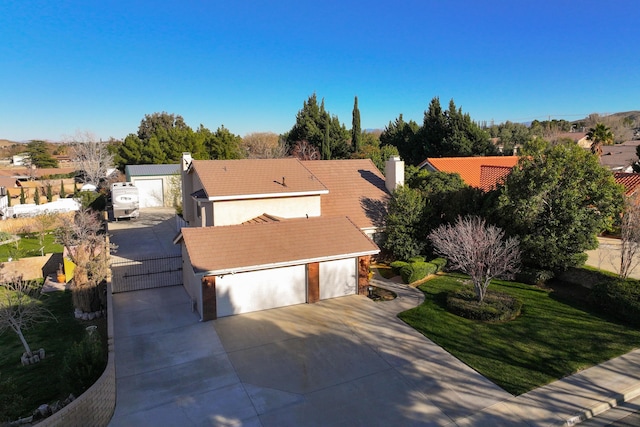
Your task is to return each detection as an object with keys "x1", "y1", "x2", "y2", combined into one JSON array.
[{"x1": 111, "y1": 182, "x2": 139, "y2": 220}]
